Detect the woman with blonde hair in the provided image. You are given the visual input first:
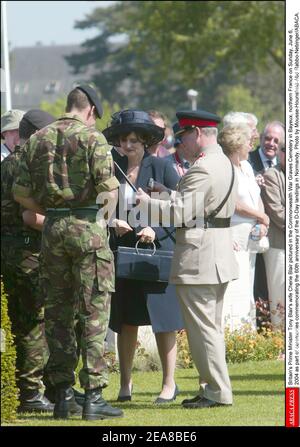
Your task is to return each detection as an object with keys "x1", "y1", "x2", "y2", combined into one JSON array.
[{"x1": 218, "y1": 124, "x2": 269, "y2": 330}]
